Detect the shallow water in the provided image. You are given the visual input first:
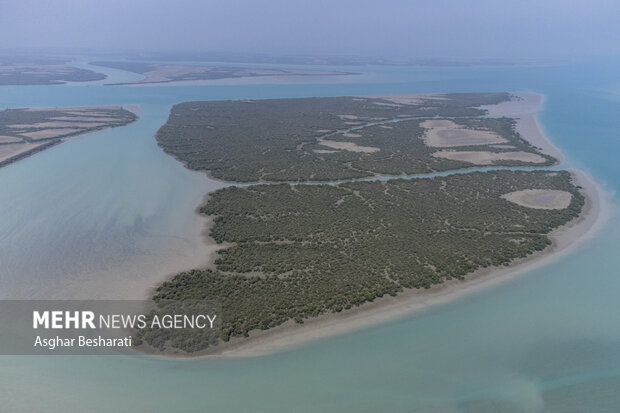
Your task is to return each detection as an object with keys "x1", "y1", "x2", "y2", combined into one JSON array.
[{"x1": 1, "y1": 60, "x2": 620, "y2": 411}]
